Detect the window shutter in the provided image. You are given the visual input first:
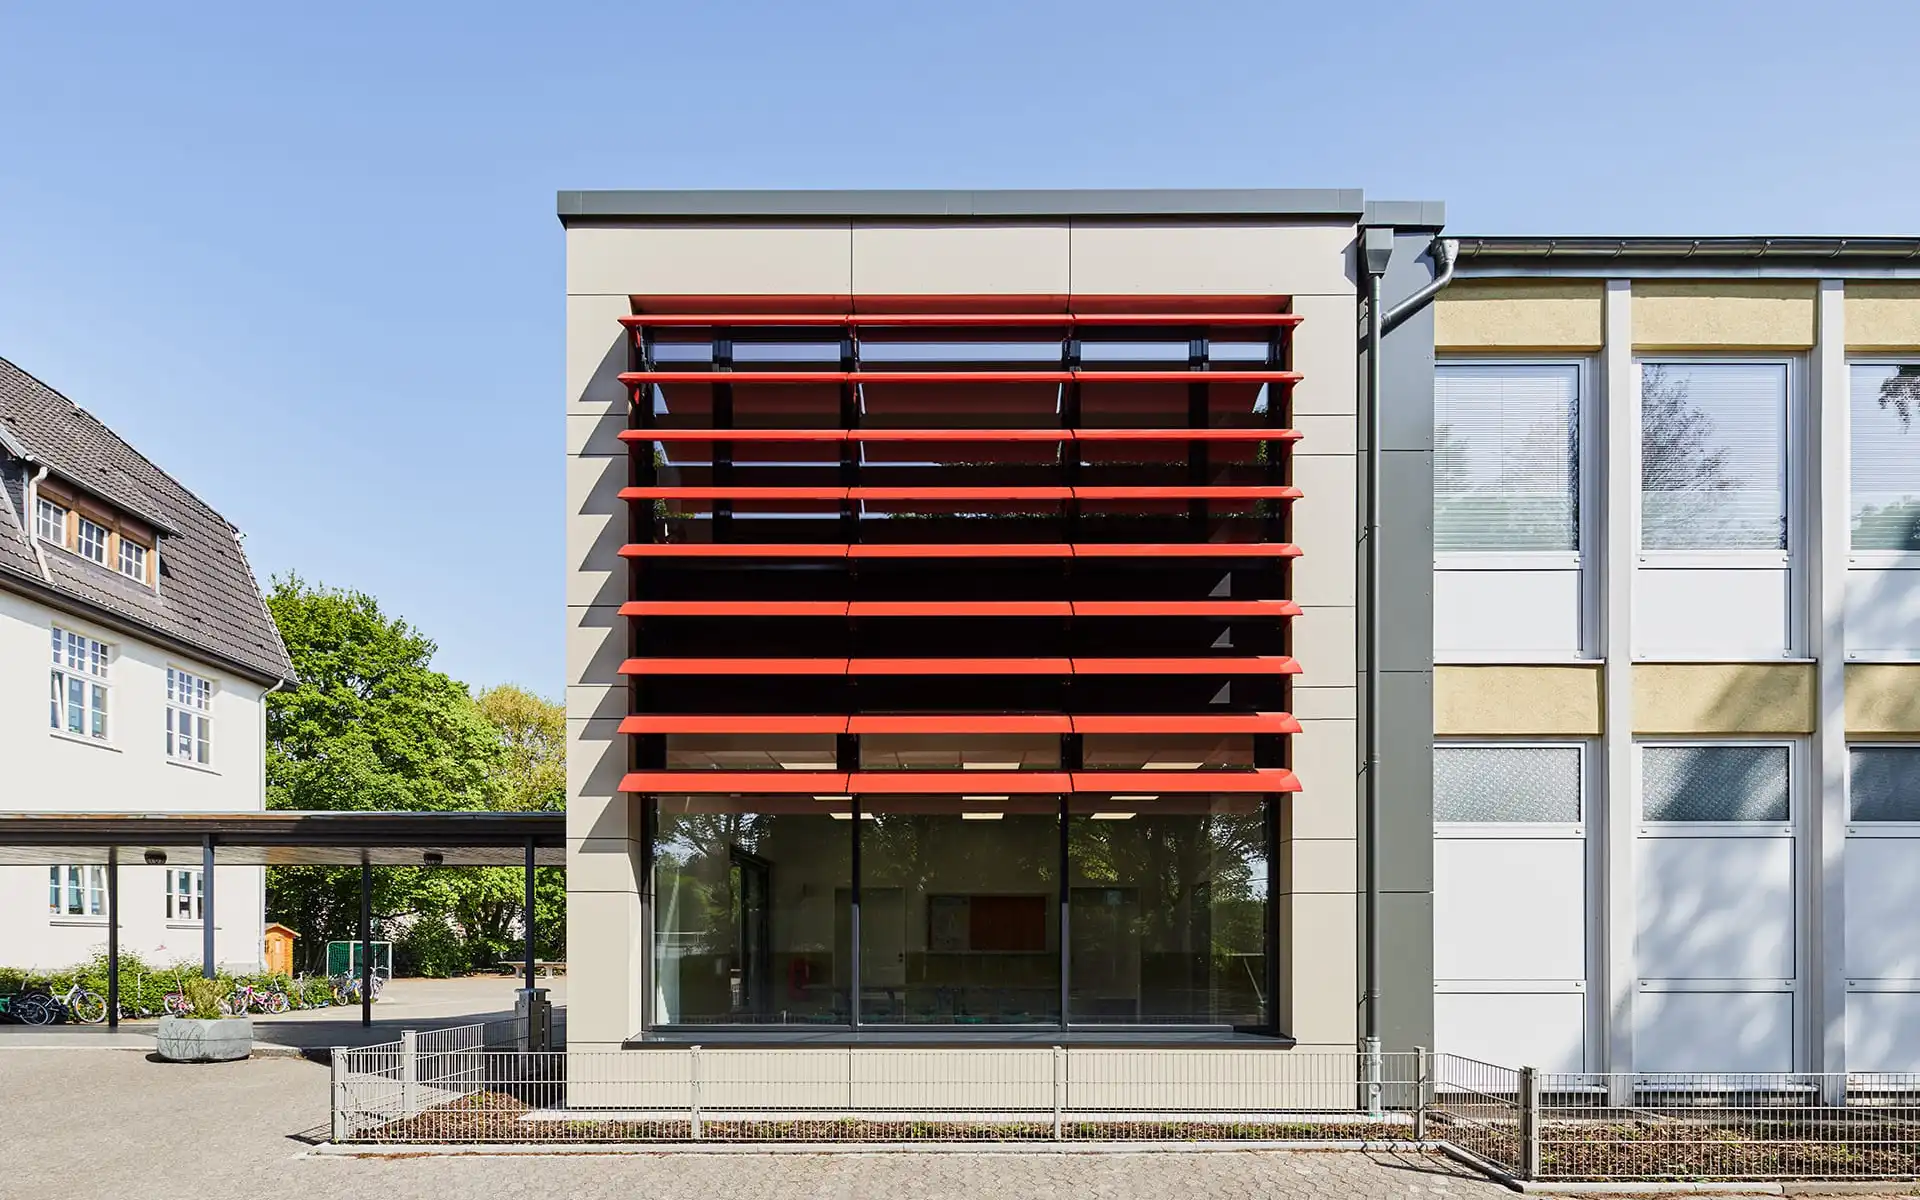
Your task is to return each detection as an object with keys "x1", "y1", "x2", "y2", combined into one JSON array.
[
  {"x1": 1641, "y1": 363, "x2": 1787, "y2": 550},
  {"x1": 1434, "y1": 365, "x2": 1579, "y2": 552},
  {"x1": 1850, "y1": 364, "x2": 1920, "y2": 551}
]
